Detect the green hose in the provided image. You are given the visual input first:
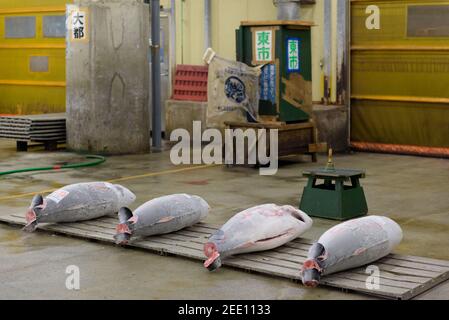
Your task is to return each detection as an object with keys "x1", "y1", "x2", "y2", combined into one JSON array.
[{"x1": 0, "y1": 155, "x2": 106, "y2": 177}]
